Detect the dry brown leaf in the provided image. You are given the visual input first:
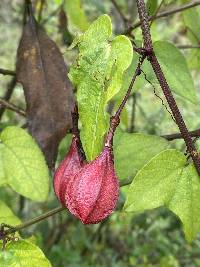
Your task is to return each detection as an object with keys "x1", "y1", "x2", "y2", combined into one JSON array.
[{"x1": 16, "y1": 14, "x2": 74, "y2": 169}]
